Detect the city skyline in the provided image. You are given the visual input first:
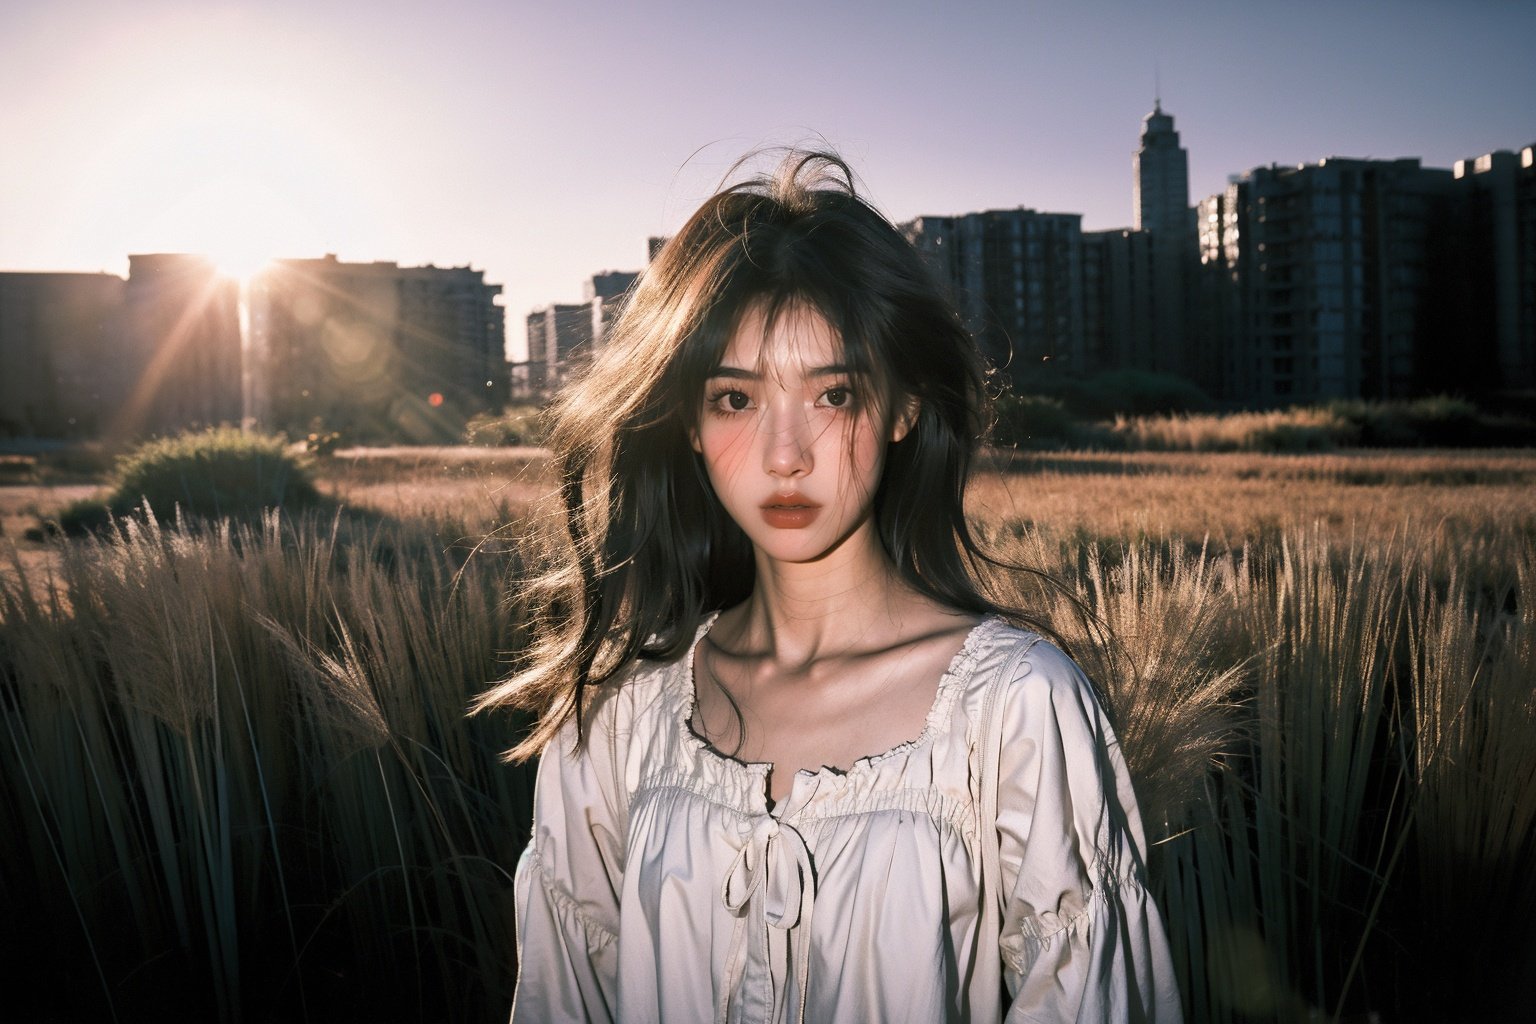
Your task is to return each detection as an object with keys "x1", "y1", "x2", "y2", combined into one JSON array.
[{"x1": 2, "y1": 0, "x2": 1533, "y2": 362}]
